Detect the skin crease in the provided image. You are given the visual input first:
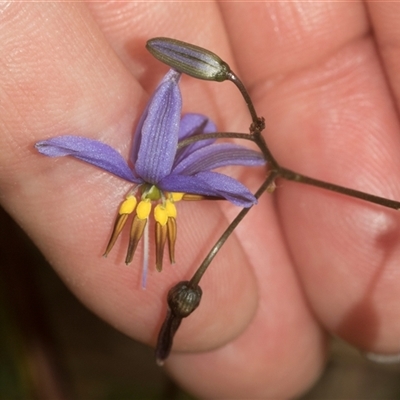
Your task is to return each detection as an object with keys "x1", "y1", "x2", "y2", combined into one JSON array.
[{"x1": 2, "y1": 1, "x2": 400, "y2": 398}]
